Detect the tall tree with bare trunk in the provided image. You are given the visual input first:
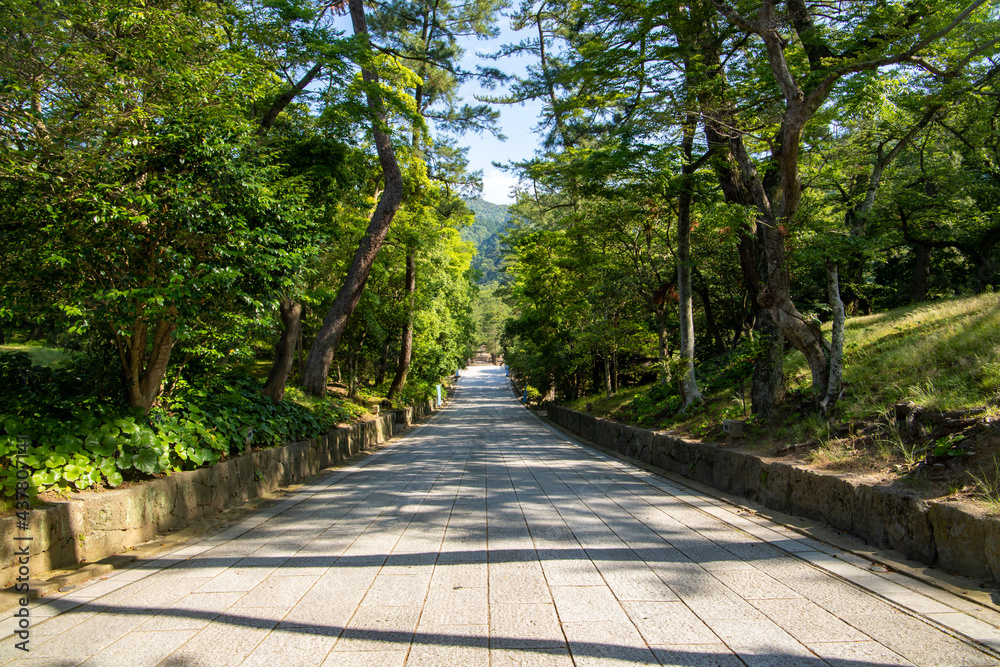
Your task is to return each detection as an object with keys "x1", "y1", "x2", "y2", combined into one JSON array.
[{"x1": 301, "y1": 0, "x2": 404, "y2": 396}]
